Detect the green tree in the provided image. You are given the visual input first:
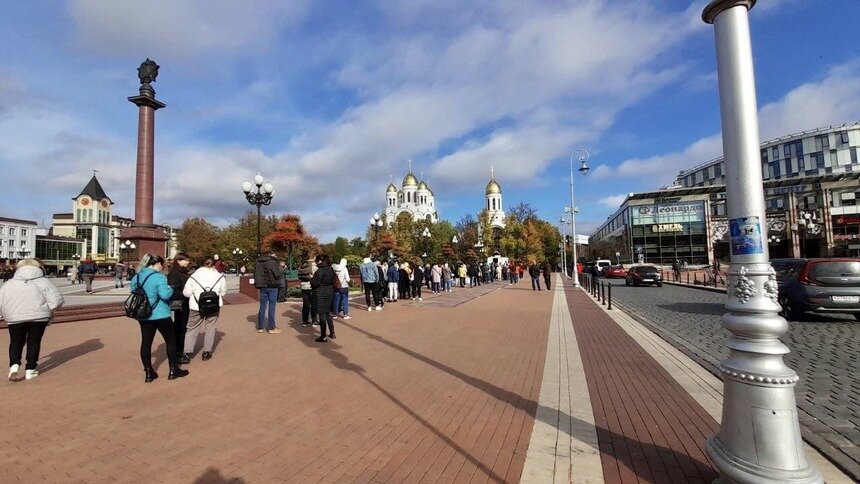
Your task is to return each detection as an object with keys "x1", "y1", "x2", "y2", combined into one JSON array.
[
  {"x1": 176, "y1": 217, "x2": 221, "y2": 263},
  {"x1": 217, "y1": 211, "x2": 279, "y2": 265}
]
